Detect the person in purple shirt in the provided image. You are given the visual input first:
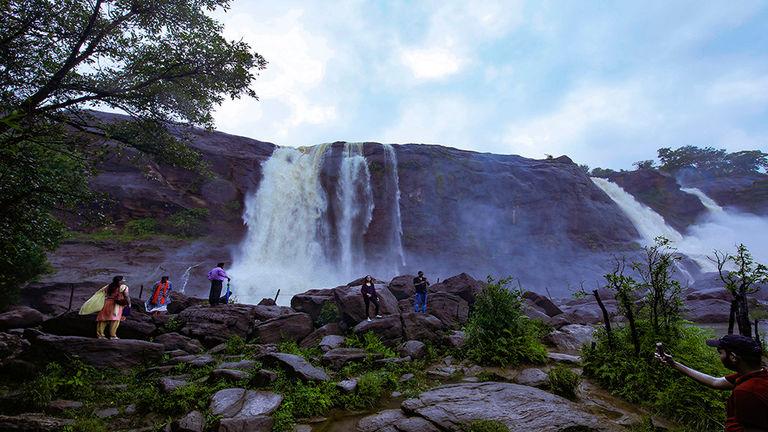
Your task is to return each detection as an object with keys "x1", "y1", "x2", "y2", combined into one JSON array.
[{"x1": 207, "y1": 262, "x2": 230, "y2": 306}]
